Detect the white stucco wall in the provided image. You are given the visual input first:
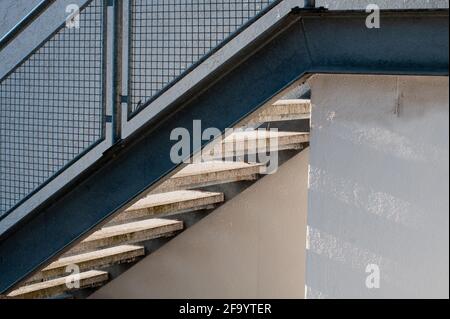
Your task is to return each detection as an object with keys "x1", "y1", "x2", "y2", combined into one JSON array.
[{"x1": 306, "y1": 74, "x2": 449, "y2": 298}]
